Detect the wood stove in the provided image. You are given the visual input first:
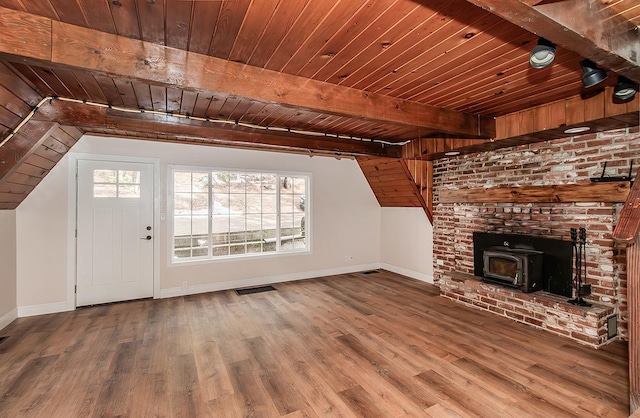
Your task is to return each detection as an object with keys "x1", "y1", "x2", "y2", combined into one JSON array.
[
  {"x1": 482, "y1": 247, "x2": 544, "y2": 293},
  {"x1": 473, "y1": 232, "x2": 573, "y2": 297}
]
